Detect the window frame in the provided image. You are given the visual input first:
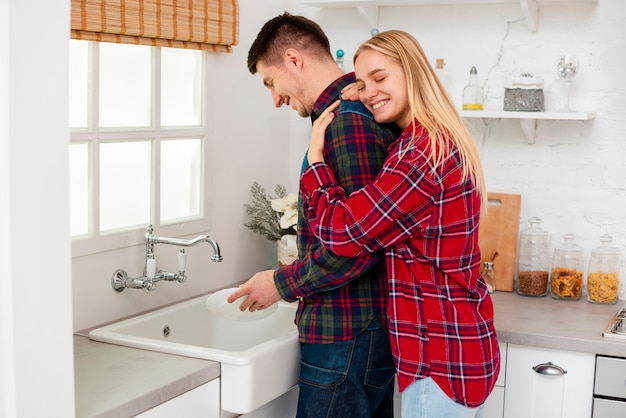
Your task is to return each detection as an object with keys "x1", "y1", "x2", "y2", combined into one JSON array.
[{"x1": 70, "y1": 41, "x2": 213, "y2": 258}]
